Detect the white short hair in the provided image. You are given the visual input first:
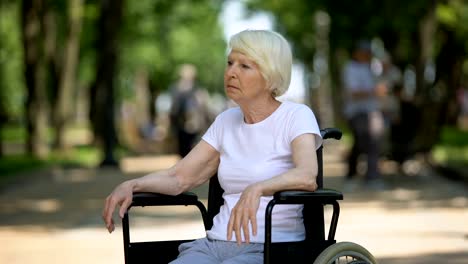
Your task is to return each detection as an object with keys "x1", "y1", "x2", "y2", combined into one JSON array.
[{"x1": 228, "y1": 30, "x2": 292, "y2": 97}]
